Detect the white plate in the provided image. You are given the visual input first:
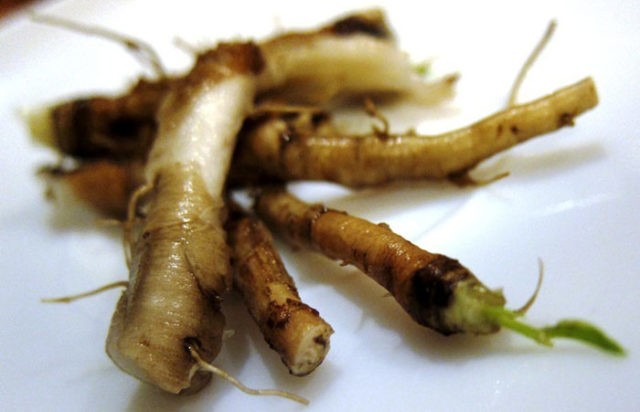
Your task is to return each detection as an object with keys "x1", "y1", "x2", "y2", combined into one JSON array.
[{"x1": 1, "y1": 1, "x2": 638, "y2": 411}]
